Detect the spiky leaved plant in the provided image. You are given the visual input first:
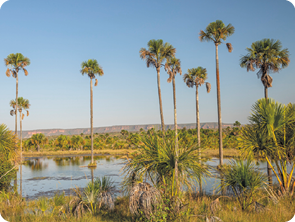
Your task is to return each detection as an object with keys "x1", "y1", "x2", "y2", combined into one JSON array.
[
  {"x1": 240, "y1": 99, "x2": 295, "y2": 195},
  {"x1": 122, "y1": 134, "x2": 211, "y2": 197},
  {"x1": 217, "y1": 159, "x2": 268, "y2": 210}
]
